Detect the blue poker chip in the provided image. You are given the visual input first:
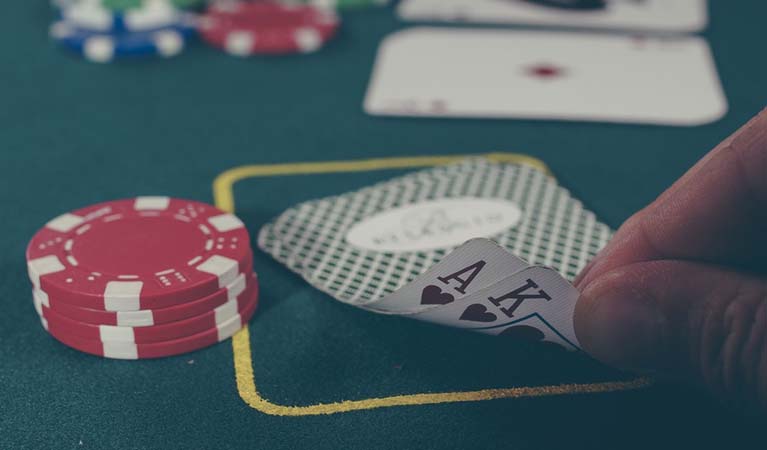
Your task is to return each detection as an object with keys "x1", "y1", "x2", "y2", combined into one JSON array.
[
  {"x1": 50, "y1": 20, "x2": 195, "y2": 63},
  {"x1": 54, "y1": 0, "x2": 196, "y2": 34}
]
